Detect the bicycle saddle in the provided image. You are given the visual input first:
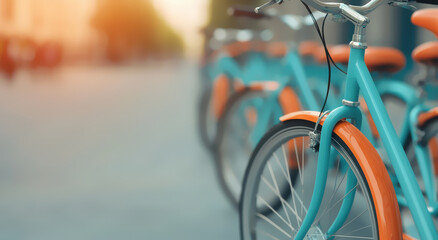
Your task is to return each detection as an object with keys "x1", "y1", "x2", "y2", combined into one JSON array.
[
  {"x1": 411, "y1": 9, "x2": 438, "y2": 66},
  {"x1": 314, "y1": 45, "x2": 405, "y2": 73},
  {"x1": 412, "y1": 42, "x2": 438, "y2": 66},
  {"x1": 298, "y1": 40, "x2": 320, "y2": 57},
  {"x1": 314, "y1": 45, "x2": 349, "y2": 64},
  {"x1": 411, "y1": 8, "x2": 438, "y2": 38},
  {"x1": 226, "y1": 41, "x2": 267, "y2": 56},
  {"x1": 267, "y1": 42, "x2": 289, "y2": 58},
  {"x1": 364, "y1": 47, "x2": 406, "y2": 73},
  {"x1": 224, "y1": 41, "x2": 252, "y2": 57}
]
